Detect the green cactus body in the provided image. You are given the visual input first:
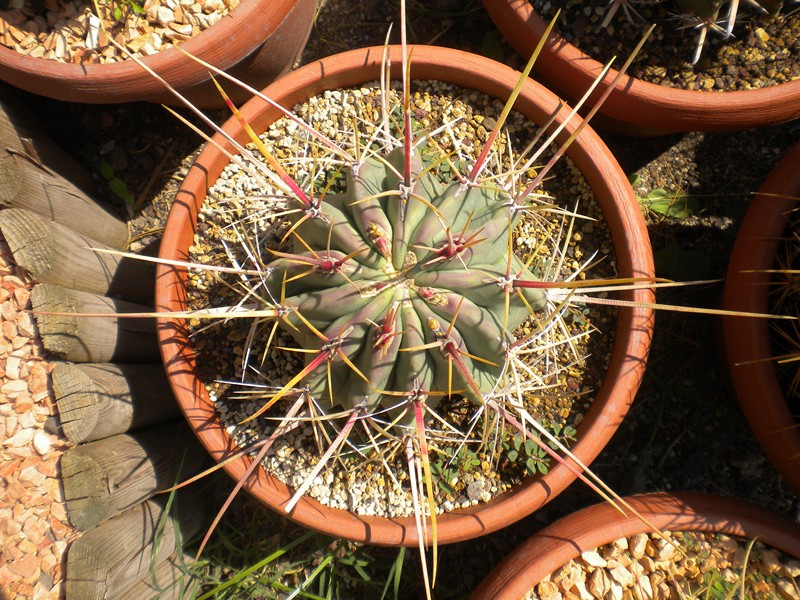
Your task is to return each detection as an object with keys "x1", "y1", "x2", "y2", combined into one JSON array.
[{"x1": 266, "y1": 146, "x2": 546, "y2": 419}]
